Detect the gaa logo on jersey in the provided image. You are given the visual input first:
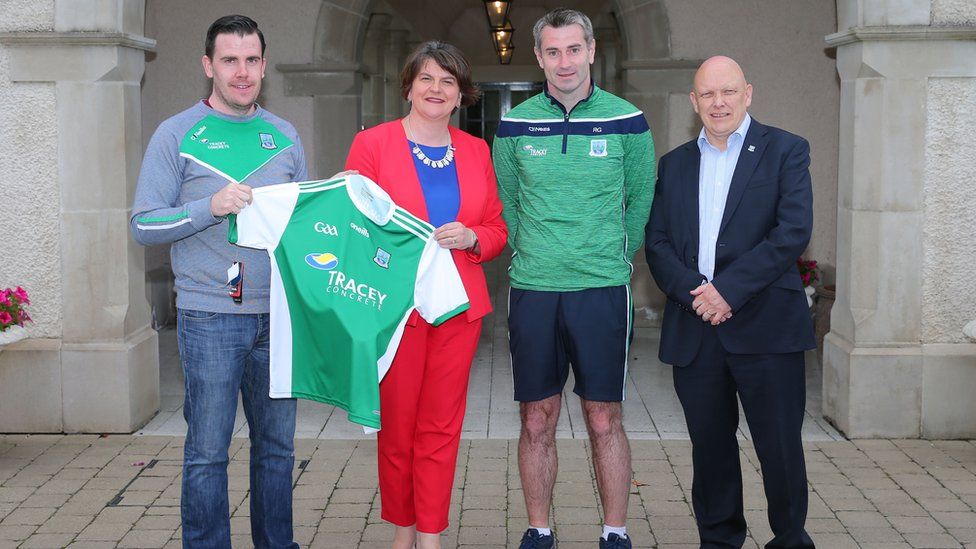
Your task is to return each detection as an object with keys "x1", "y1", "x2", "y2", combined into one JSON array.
[
  {"x1": 314, "y1": 222, "x2": 339, "y2": 237},
  {"x1": 589, "y1": 139, "x2": 608, "y2": 157},
  {"x1": 259, "y1": 133, "x2": 277, "y2": 150},
  {"x1": 305, "y1": 252, "x2": 339, "y2": 270}
]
